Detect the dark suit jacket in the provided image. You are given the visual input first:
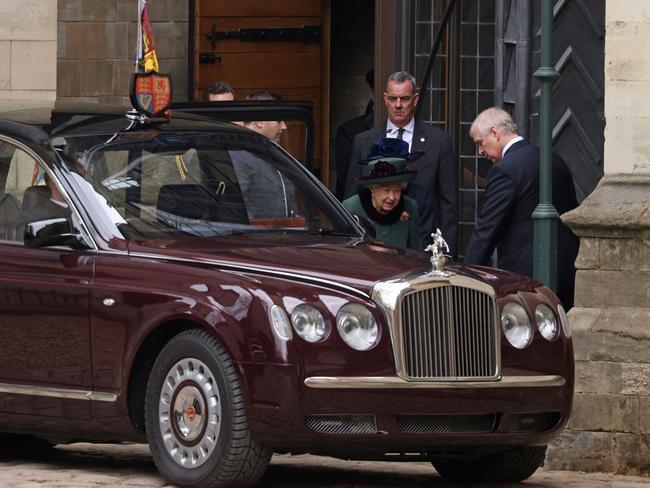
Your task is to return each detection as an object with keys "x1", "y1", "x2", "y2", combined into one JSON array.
[
  {"x1": 344, "y1": 121, "x2": 458, "y2": 257},
  {"x1": 464, "y1": 140, "x2": 580, "y2": 309},
  {"x1": 333, "y1": 112, "x2": 373, "y2": 199},
  {"x1": 404, "y1": 182, "x2": 435, "y2": 250}
]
